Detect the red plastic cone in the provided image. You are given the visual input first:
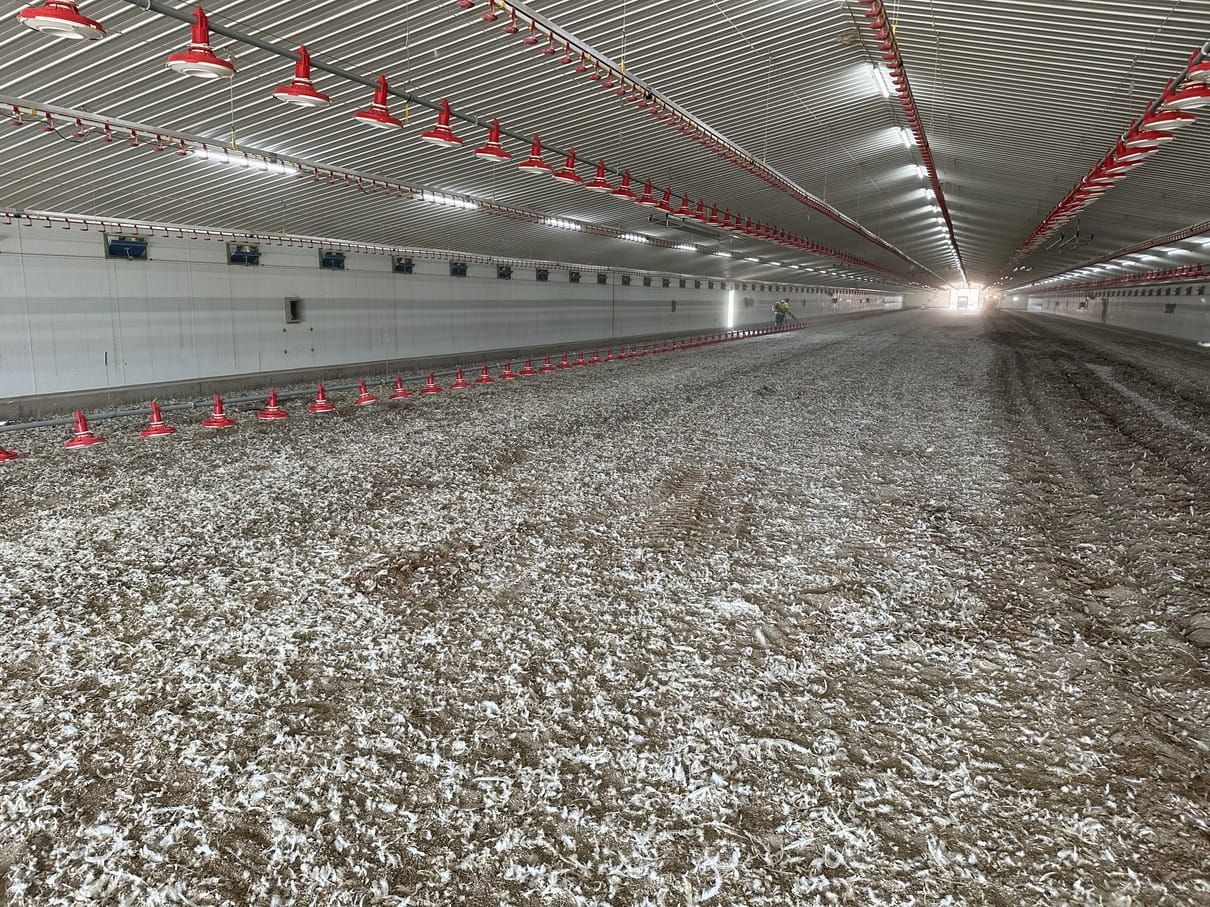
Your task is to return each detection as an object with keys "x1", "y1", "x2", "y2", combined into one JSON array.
[
  {"x1": 498, "y1": 361, "x2": 518, "y2": 380},
  {"x1": 140, "y1": 401, "x2": 178, "y2": 438},
  {"x1": 65, "y1": 409, "x2": 107, "y2": 448},
  {"x1": 0, "y1": 445, "x2": 20, "y2": 462},
  {"x1": 631, "y1": 345, "x2": 640, "y2": 358},
  {"x1": 540, "y1": 355, "x2": 556, "y2": 374},
  {"x1": 588, "y1": 350, "x2": 602, "y2": 365},
  {"x1": 475, "y1": 364, "x2": 495, "y2": 385},
  {"x1": 556, "y1": 353, "x2": 573, "y2": 370},
  {"x1": 420, "y1": 372, "x2": 443, "y2": 394},
  {"x1": 257, "y1": 389, "x2": 289, "y2": 420},
  {"x1": 574, "y1": 352, "x2": 587, "y2": 367},
  {"x1": 519, "y1": 358, "x2": 537, "y2": 376},
  {"x1": 353, "y1": 379, "x2": 378, "y2": 406},
  {"x1": 390, "y1": 375, "x2": 413, "y2": 400},
  {"x1": 307, "y1": 383, "x2": 337, "y2": 414},
  {"x1": 605, "y1": 348, "x2": 615, "y2": 362},
  {"x1": 451, "y1": 368, "x2": 473, "y2": 389},
  {"x1": 202, "y1": 395, "x2": 236, "y2": 429}
]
